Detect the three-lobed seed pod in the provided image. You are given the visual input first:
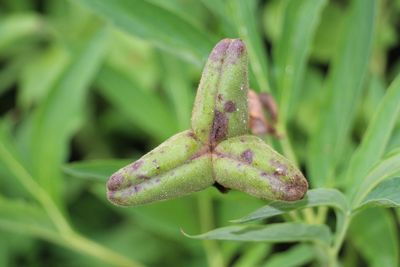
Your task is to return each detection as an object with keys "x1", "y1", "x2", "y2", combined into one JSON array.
[{"x1": 107, "y1": 39, "x2": 308, "y2": 206}]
